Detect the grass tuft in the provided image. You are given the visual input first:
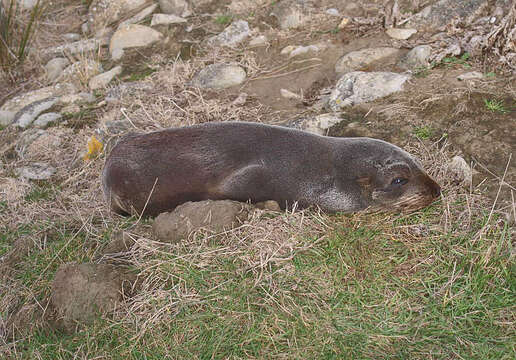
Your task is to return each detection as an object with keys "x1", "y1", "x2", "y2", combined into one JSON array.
[{"x1": 0, "y1": 0, "x2": 44, "y2": 70}]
